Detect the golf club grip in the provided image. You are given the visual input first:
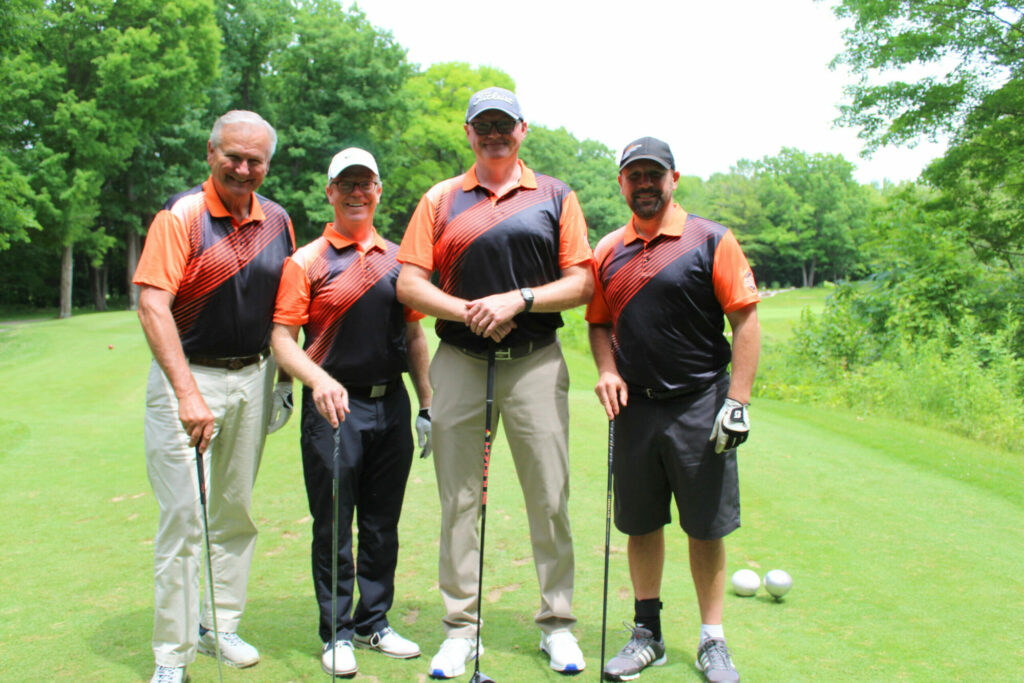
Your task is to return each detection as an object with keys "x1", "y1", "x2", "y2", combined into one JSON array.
[{"x1": 195, "y1": 446, "x2": 207, "y2": 506}]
